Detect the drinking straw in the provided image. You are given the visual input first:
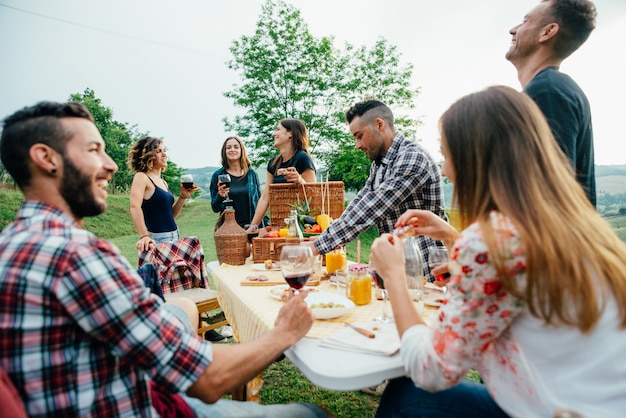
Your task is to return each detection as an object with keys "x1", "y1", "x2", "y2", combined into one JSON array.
[
  {"x1": 326, "y1": 173, "x2": 330, "y2": 216},
  {"x1": 320, "y1": 181, "x2": 325, "y2": 215},
  {"x1": 357, "y1": 239, "x2": 361, "y2": 264}
]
